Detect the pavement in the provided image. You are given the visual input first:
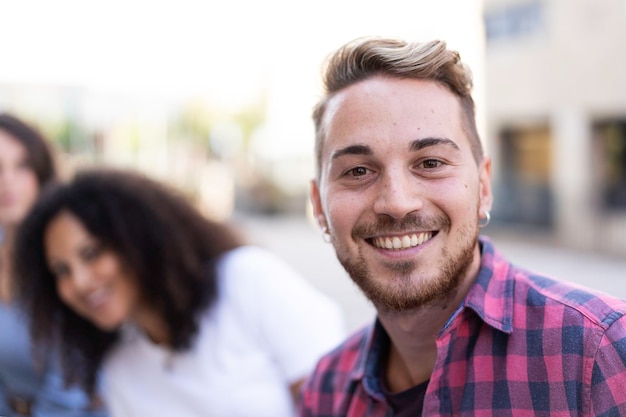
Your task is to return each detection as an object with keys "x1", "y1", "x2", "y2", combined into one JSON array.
[{"x1": 236, "y1": 213, "x2": 626, "y2": 333}]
